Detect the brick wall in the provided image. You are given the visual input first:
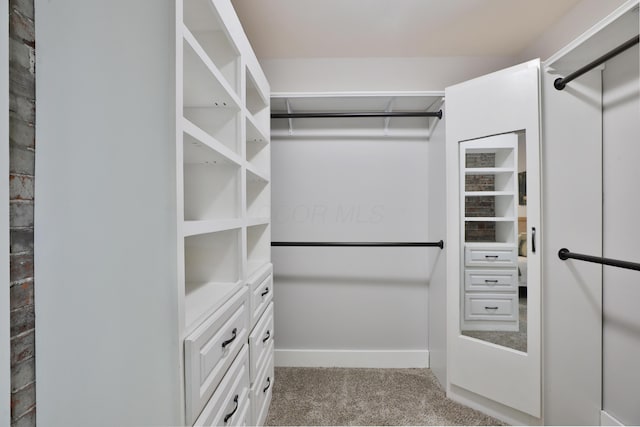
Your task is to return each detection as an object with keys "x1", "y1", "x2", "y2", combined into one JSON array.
[{"x1": 8, "y1": 0, "x2": 36, "y2": 426}]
